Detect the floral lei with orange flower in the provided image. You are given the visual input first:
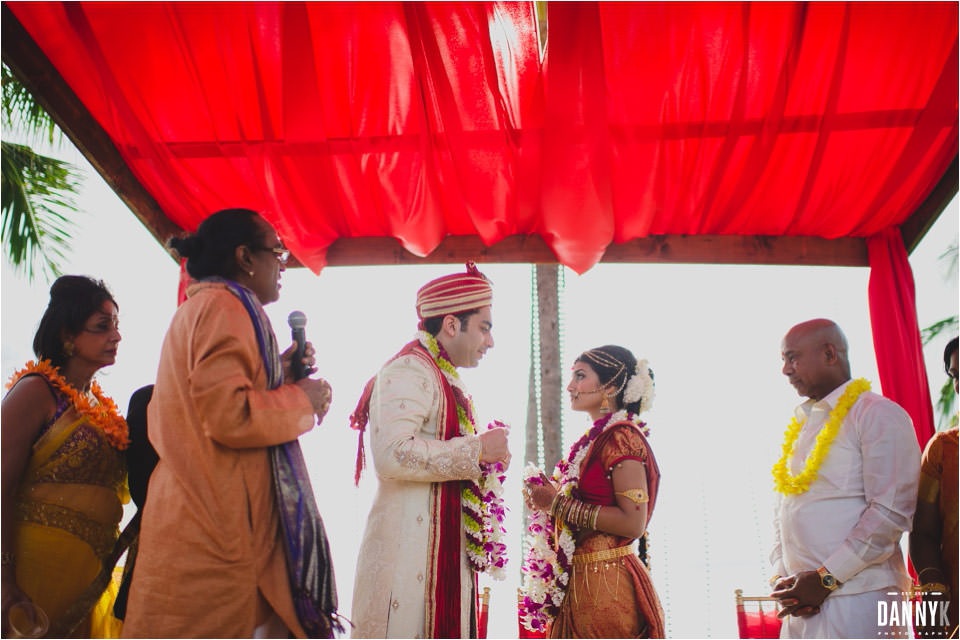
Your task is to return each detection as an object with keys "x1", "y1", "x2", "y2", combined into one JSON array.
[{"x1": 6, "y1": 360, "x2": 129, "y2": 450}]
